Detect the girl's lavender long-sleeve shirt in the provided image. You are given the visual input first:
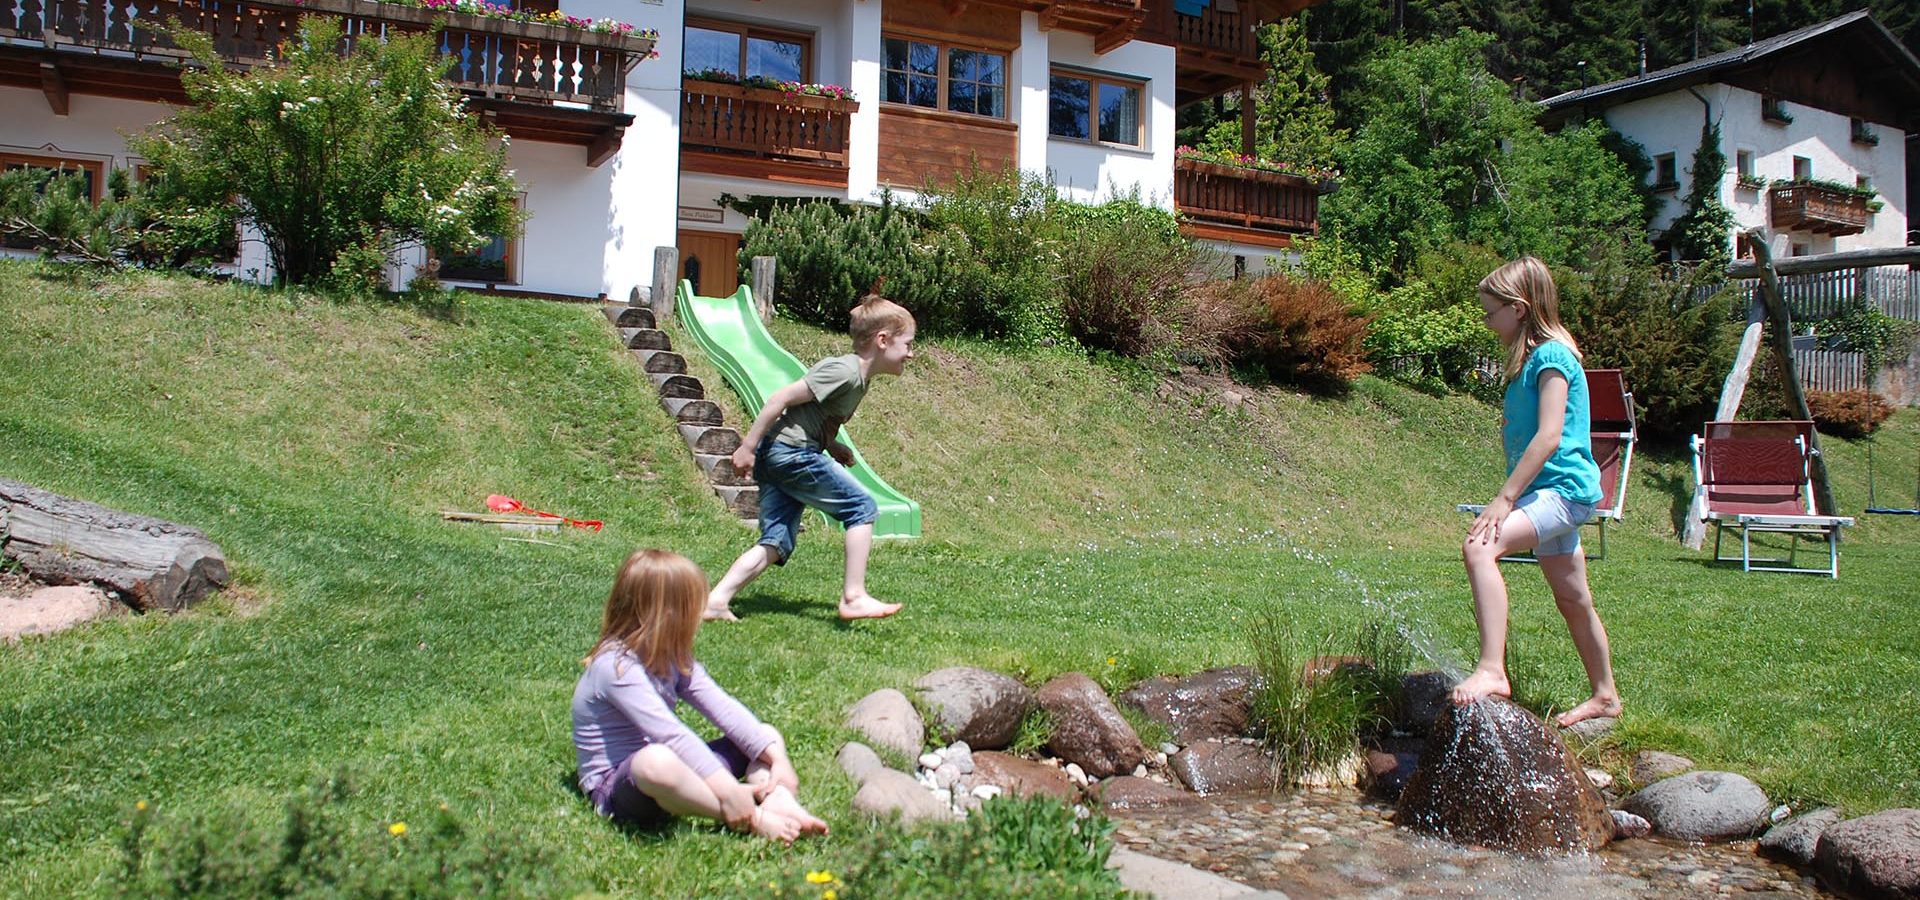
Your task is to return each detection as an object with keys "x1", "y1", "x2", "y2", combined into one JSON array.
[{"x1": 571, "y1": 647, "x2": 779, "y2": 797}]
